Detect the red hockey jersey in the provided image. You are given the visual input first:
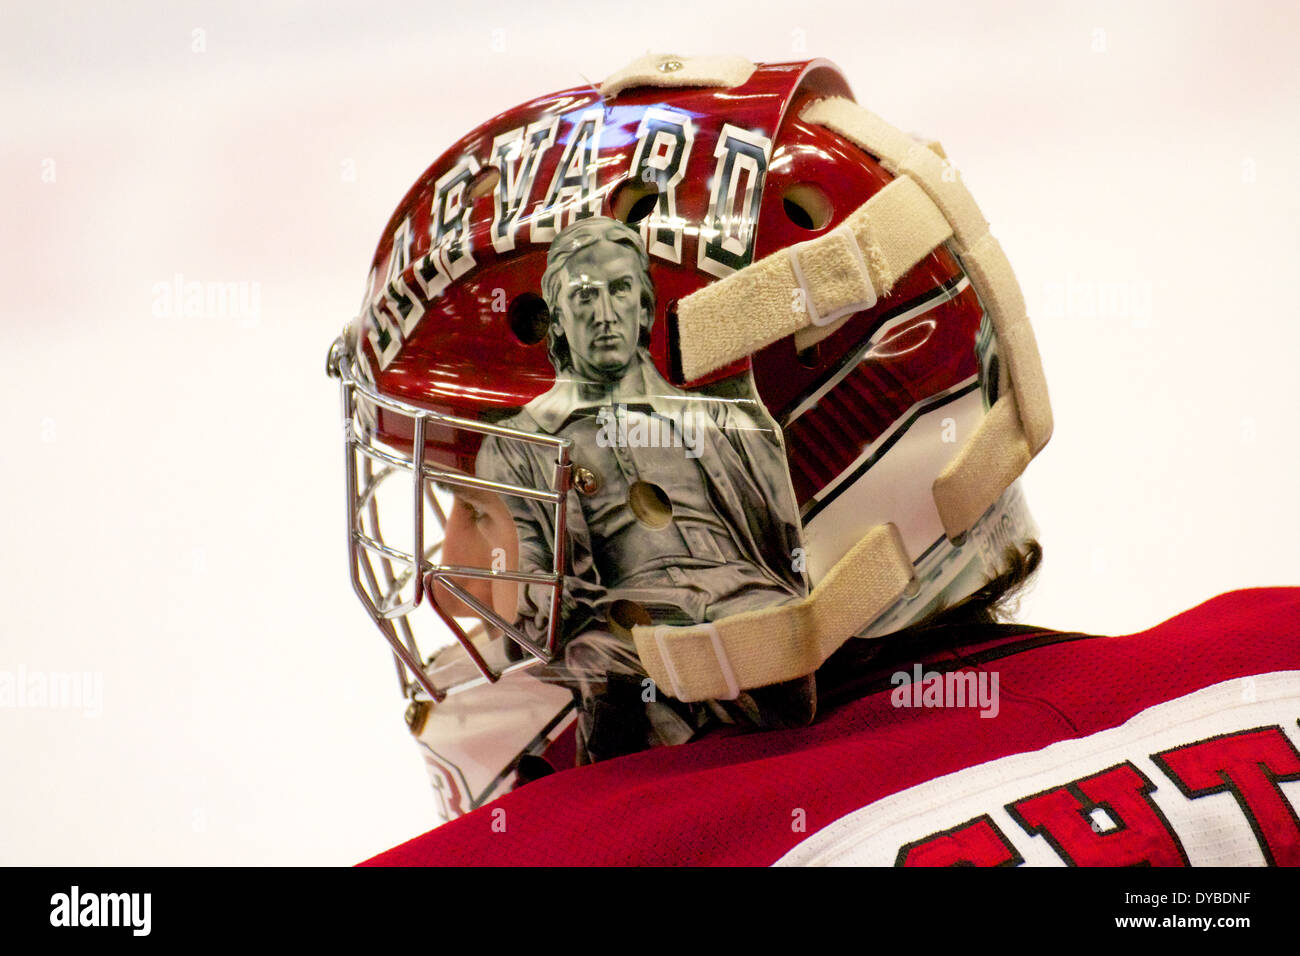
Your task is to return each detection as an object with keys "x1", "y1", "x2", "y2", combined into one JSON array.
[{"x1": 362, "y1": 588, "x2": 1300, "y2": 866}]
